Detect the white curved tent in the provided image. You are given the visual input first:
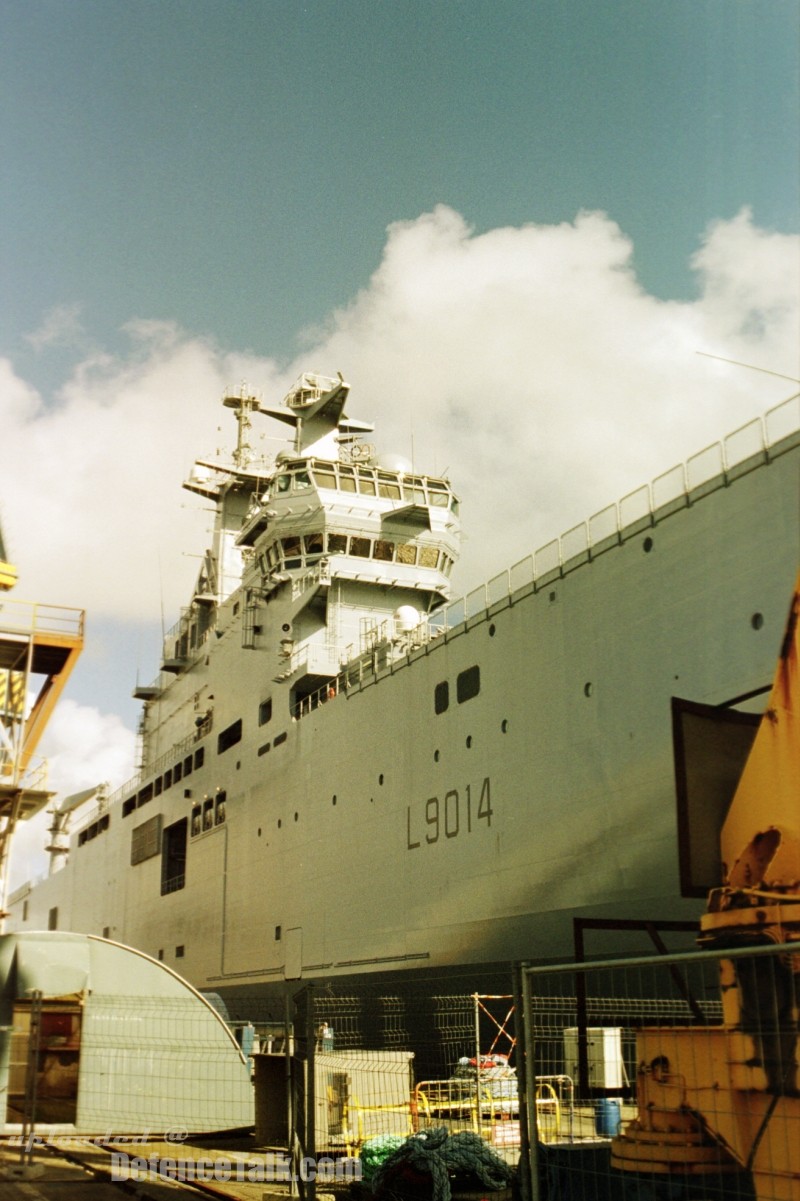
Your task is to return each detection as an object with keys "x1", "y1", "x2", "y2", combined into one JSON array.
[{"x1": 0, "y1": 932, "x2": 254, "y2": 1134}]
